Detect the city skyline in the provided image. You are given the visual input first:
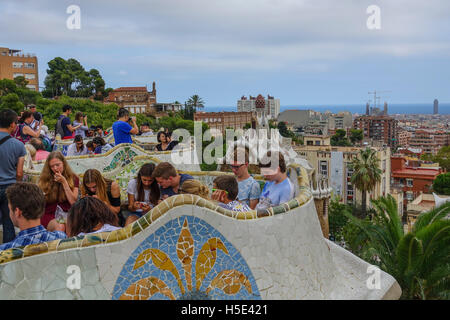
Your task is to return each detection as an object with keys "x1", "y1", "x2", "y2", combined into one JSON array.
[{"x1": 1, "y1": 0, "x2": 450, "y2": 107}]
